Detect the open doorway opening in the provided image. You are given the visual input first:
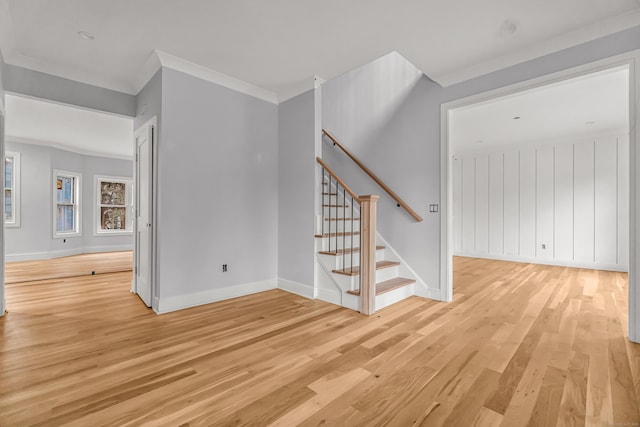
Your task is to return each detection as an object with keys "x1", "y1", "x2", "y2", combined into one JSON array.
[
  {"x1": 1, "y1": 94, "x2": 143, "y2": 312},
  {"x1": 442, "y1": 57, "x2": 637, "y2": 342}
]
